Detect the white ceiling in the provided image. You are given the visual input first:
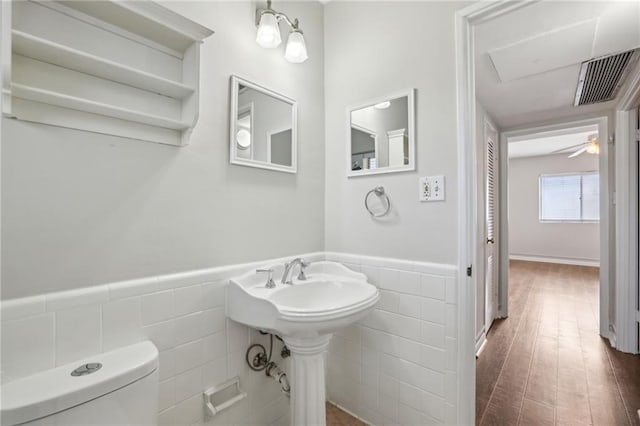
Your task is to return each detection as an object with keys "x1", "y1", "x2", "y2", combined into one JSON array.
[
  {"x1": 475, "y1": 1, "x2": 640, "y2": 129},
  {"x1": 508, "y1": 124, "x2": 599, "y2": 159}
]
